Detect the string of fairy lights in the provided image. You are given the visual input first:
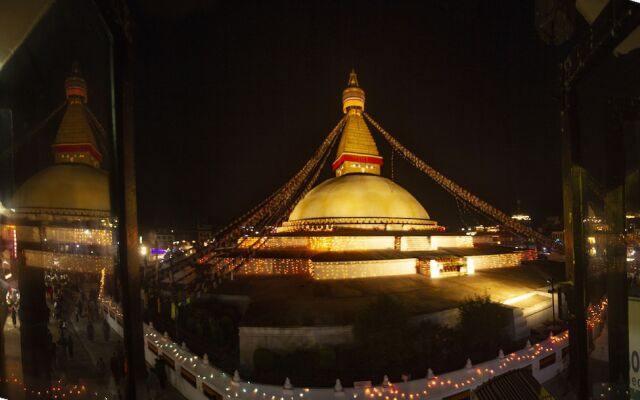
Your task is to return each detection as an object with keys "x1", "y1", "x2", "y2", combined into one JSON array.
[
  {"x1": 587, "y1": 296, "x2": 608, "y2": 330},
  {"x1": 24, "y1": 249, "x2": 112, "y2": 274},
  {"x1": 362, "y1": 113, "x2": 552, "y2": 247},
  {"x1": 194, "y1": 117, "x2": 346, "y2": 284},
  {"x1": 234, "y1": 258, "x2": 310, "y2": 276},
  {"x1": 91, "y1": 297, "x2": 609, "y2": 400},
  {"x1": 157, "y1": 117, "x2": 345, "y2": 282},
  {"x1": 207, "y1": 116, "x2": 346, "y2": 252},
  {"x1": 0, "y1": 376, "x2": 115, "y2": 399}
]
